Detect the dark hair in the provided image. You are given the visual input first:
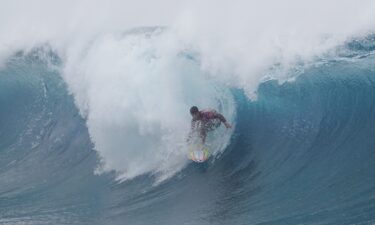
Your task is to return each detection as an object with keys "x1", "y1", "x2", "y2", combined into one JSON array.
[{"x1": 190, "y1": 106, "x2": 199, "y2": 115}]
